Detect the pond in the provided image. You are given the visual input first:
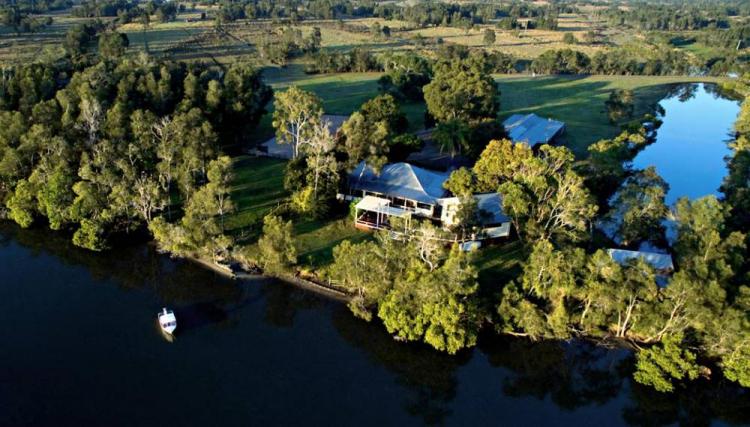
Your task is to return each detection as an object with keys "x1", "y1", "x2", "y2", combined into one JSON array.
[
  {"x1": 2, "y1": 223, "x2": 750, "y2": 426},
  {"x1": 632, "y1": 83, "x2": 741, "y2": 205}
]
